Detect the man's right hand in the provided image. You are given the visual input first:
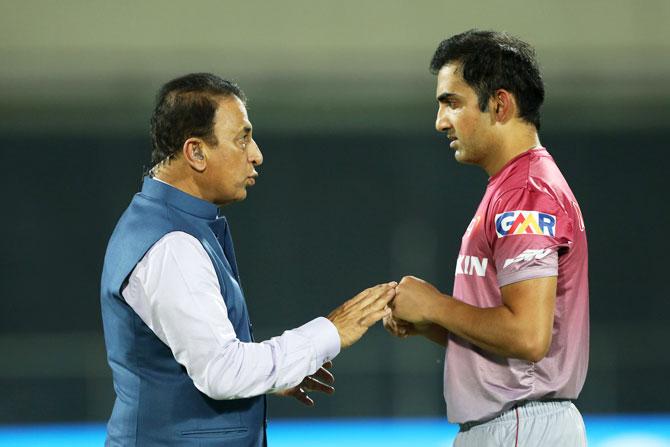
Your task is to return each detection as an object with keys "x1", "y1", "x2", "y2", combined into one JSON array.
[
  {"x1": 383, "y1": 315, "x2": 449, "y2": 347},
  {"x1": 327, "y1": 282, "x2": 396, "y2": 349},
  {"x1": 383, "y1": 314, "x2": 421, "y2": 338}
]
